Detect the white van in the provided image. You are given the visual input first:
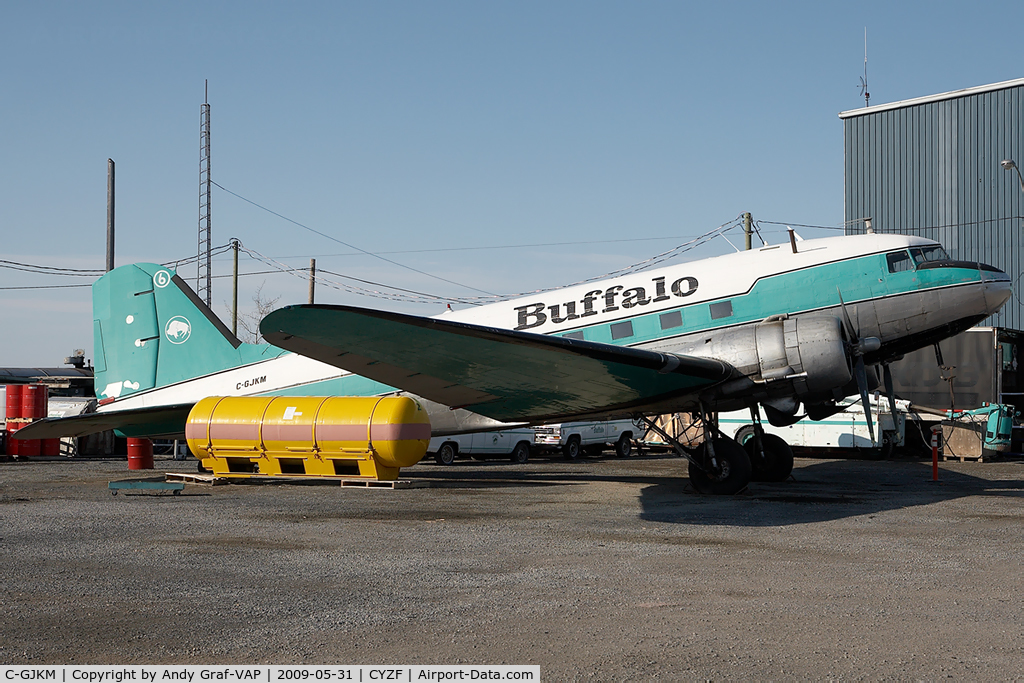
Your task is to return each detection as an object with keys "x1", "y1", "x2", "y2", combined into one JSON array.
[
  {"x1": 533, "y1": 419, "x2": 636, "y2": 459},
  {"x1": 428, "y1": 428, "x2": 535, "y2": 466}
]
